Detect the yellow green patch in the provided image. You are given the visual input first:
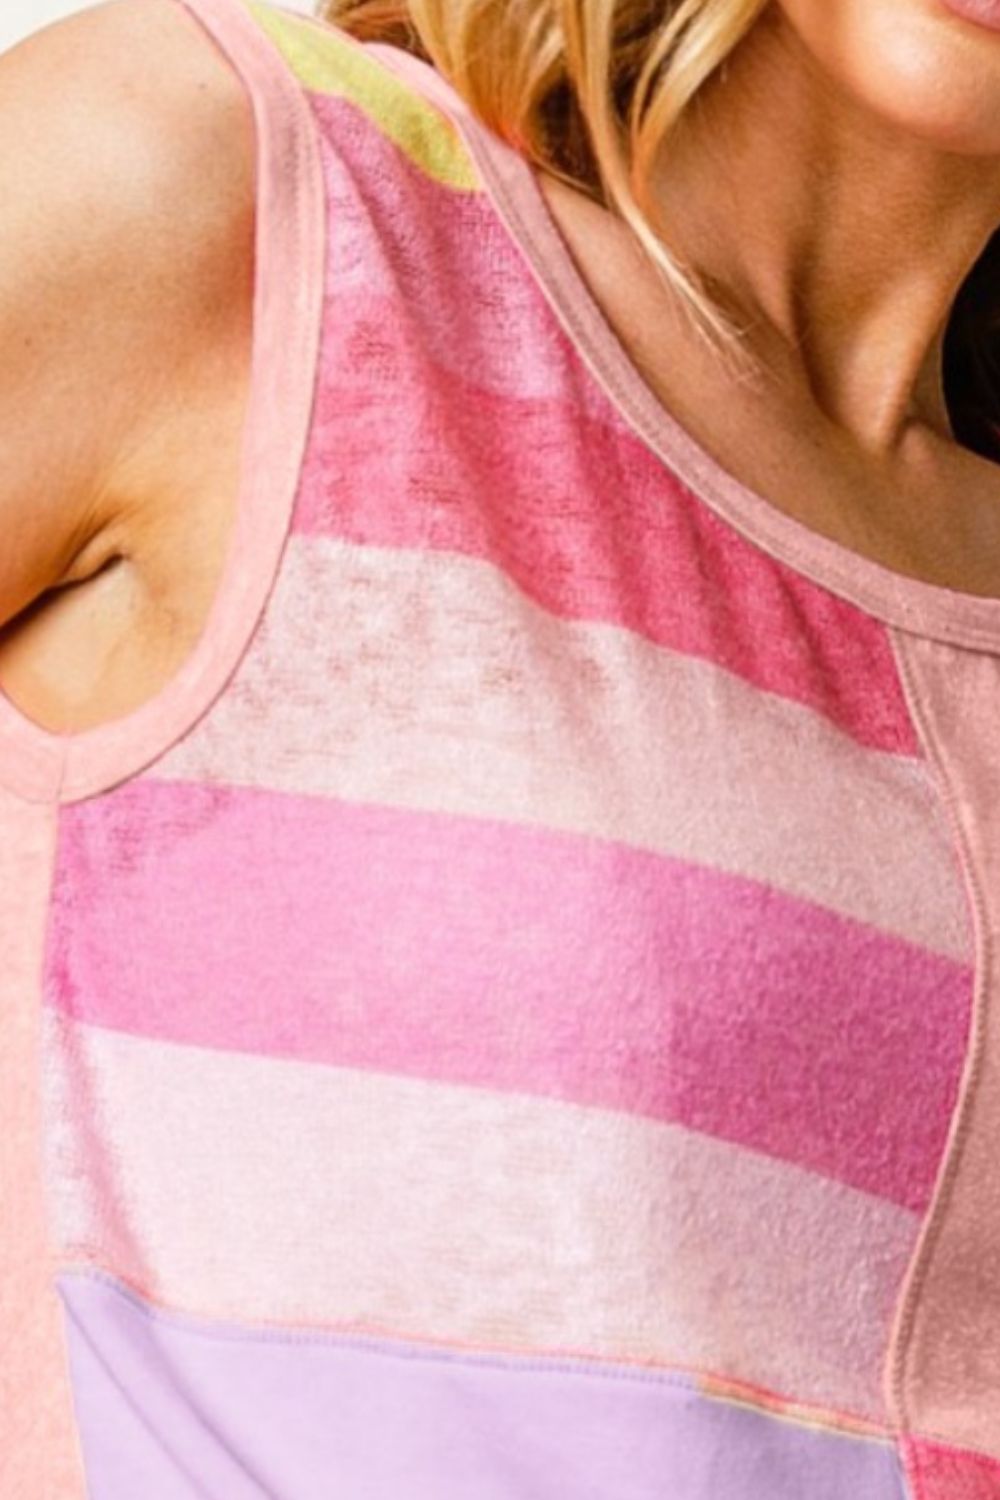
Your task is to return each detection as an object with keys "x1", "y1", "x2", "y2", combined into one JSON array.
[{"x1": 246, "y1": 0, "x2": 480, "y2": 192}]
